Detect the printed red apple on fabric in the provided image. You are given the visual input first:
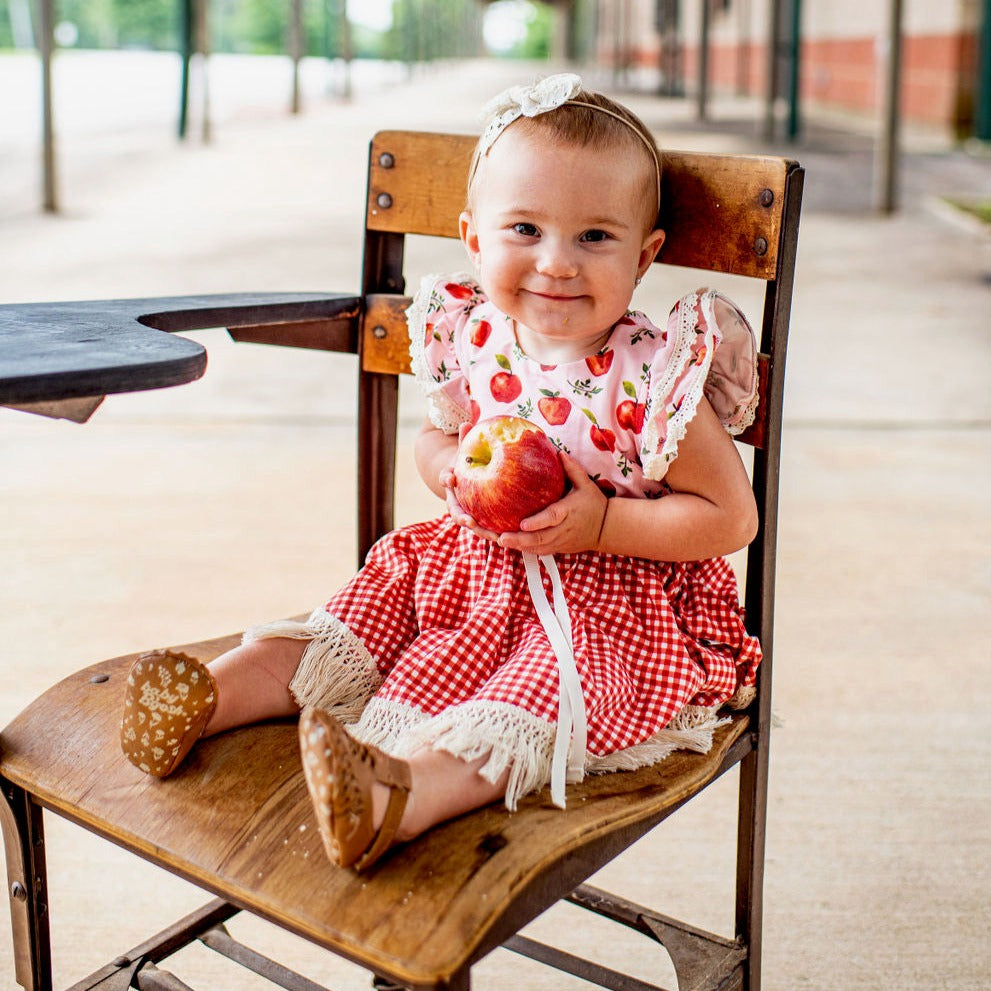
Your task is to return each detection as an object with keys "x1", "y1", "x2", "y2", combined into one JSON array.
[
  {"x1": 453, "y1": 416, "x2": 566, "y2": 534},
  {"x1": 581, "y1": 408, "x2": 616, "y2": 452},
  {"x1": 585, "y1": 349, "x2": 614, "y2": 376},
  {"x1": 537, "y1": 389, "x2": 572, "y2": 426},
  {"x1": 469, "y1": 318, "x2": 492, "y2": 347},
  {"x1": 489, "y1": 354, "x2": 523, "y2": 404},
  {"x1": 615, "y1": 380, "x2": 646, "y2": 432}
]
